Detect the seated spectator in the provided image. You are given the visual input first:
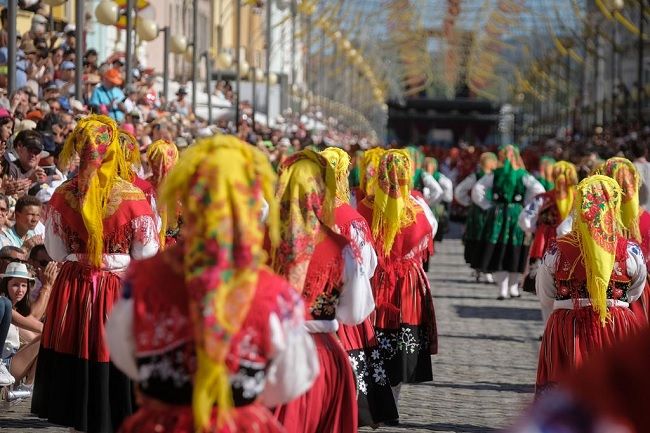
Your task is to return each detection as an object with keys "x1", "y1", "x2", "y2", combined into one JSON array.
[
  {"x1": 0, "y1": 196, "x2": 42, "y2": 253},
  {"x1": 0, "y1": 293, "x2": 11, "y2": 387},
  {"x1": 0, "y1": 195, "x2": 10, "y2": 236},
  {"x1": 0, "y1": 246, "x2": 26, "y2": 273},
  {"x1": 7, "y1": 130, "x2": 46, "y2": 190},
  {"x1": 28, "y1": 244, "x2": 53, "y2": 301},
  {"x1": 1, "y1": 262, "x2": 50, "y2": 399}
]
